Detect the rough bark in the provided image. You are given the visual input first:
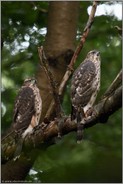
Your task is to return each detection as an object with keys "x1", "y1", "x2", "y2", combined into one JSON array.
[{"x1": 44, "y1": 1, "x2": 79, "y2": 57}]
